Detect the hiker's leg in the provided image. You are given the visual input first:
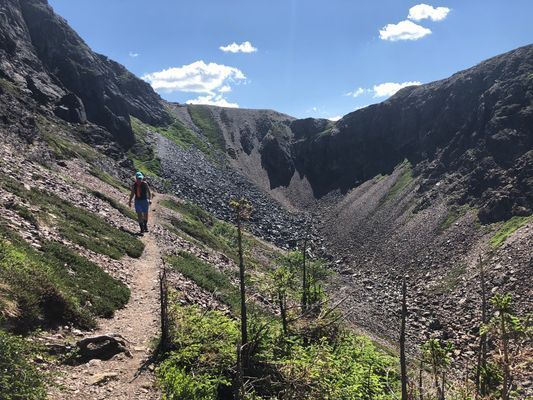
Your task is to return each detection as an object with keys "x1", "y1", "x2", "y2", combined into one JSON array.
[
  {"x1": 143, "y1": 210, "x2": 149, "y2": 232},
  {"x1": 136, "y1": 212, "x2": 144, "y2": 232}
]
